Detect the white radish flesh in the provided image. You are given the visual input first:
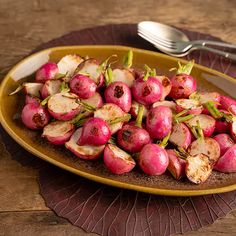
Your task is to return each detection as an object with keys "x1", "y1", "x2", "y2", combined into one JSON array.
[
  {"x1": 65, "y1": 128, "x2": 105, "y2": 160},
  {"x1": 24, "y1": 83, "x2": 43, "y2": 97},
  {"x1": 176, "y1": 99, "x2": 203, "y2": 115},
  {"x1": 152, "y1": 100, "x2": 176, "y2": 112},
  {"x1": 112, "y1": 68, "x2": 135, "y2": 87},
  {"x1": 40, "y1": 80, "x2": 62, "y2": 99}
]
